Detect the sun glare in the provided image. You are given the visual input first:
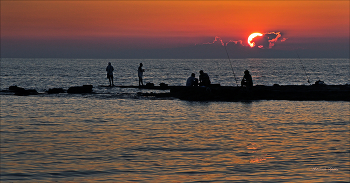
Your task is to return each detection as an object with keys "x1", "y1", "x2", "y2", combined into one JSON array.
[{"x1": 248, "y1": 33, "x2": 263, "y2": 47}]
